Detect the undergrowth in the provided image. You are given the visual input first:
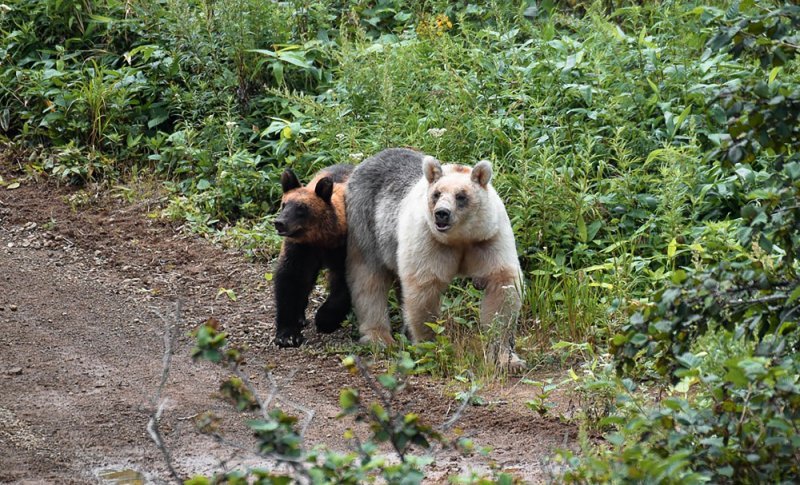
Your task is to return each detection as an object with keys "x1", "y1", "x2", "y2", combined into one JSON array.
[{"x1": 3, "y1": 0, "x2": 800, "y2": 482}]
